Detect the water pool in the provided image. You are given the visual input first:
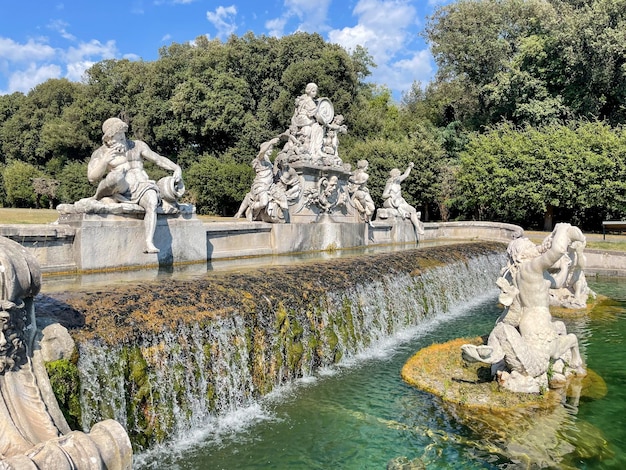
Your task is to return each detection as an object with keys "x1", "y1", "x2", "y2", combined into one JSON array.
[{"x1": 136, "y1": 277, "x2": 626, "y2": 469}]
